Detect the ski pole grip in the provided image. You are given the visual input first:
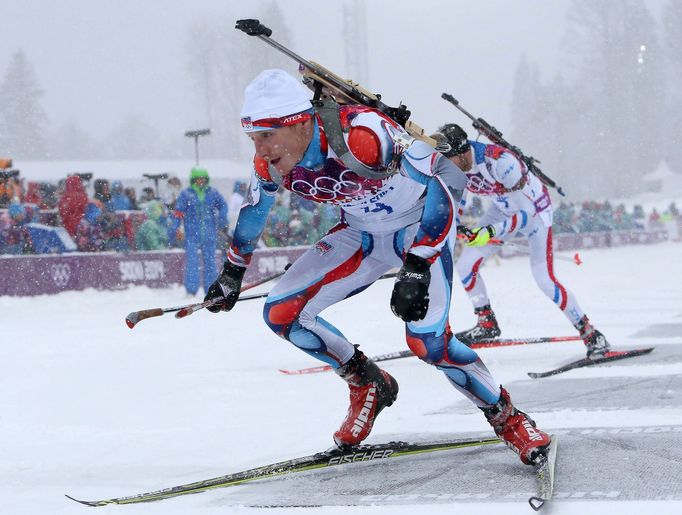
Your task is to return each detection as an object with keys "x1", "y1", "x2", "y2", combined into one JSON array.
[
  {"x1": 235, "y1": 19, "x2": 272, "y2": 37},
  {"x1": 133, "y1": 308, "x2": 164, "y2": 322},
  {"x1": 125, "y1": 308, "x2": 164, "y2": 329}
]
